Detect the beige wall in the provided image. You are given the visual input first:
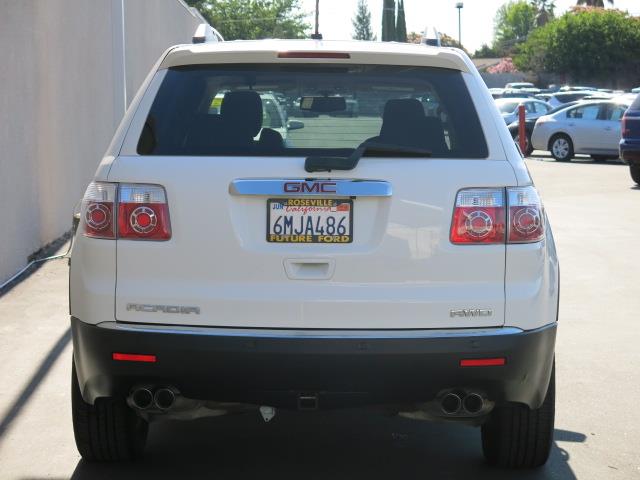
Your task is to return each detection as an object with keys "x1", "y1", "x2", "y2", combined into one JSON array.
[{"x1": 0, "y1": 0, "x2": 204, "y2": 283}]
